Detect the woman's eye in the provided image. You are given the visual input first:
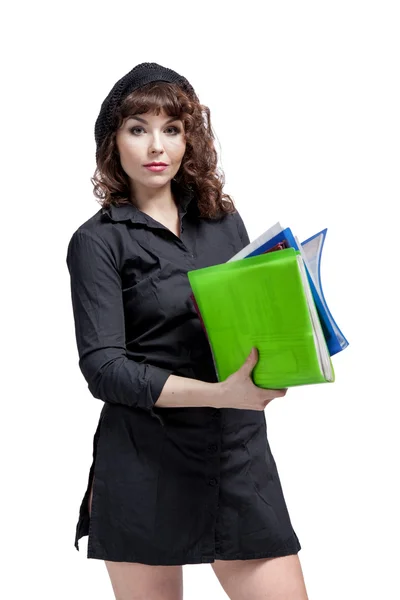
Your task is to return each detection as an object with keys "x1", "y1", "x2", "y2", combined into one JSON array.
[{"x1": 166, "y1": 126, "x2": 181, "y2": 134}]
